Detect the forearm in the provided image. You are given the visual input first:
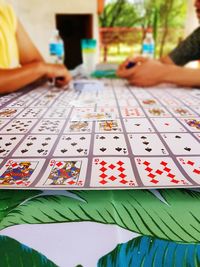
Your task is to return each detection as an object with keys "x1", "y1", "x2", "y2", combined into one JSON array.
[
  {"x1": 0, "y1": 62, "x2": 46, "y2": 94},
  {"x1": 164, "y1": 65, "x2": 200, "y2": 87}
]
